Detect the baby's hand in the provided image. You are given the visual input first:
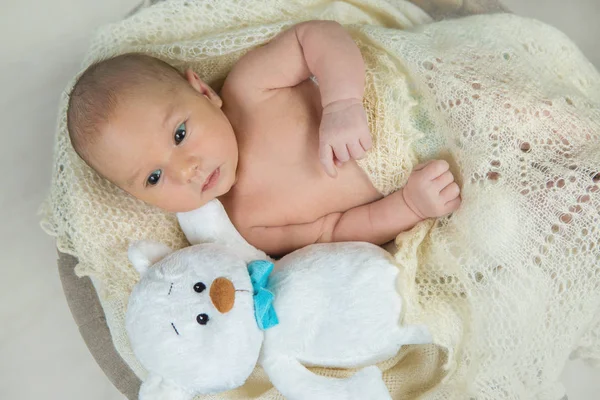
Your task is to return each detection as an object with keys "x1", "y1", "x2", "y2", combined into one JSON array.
[
  {"x1": 402, "y1": 160, "x2": 461, "y2": 219},
  {"x1": 319, "y1": 98, "x2": 372, "y2": 177}
]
